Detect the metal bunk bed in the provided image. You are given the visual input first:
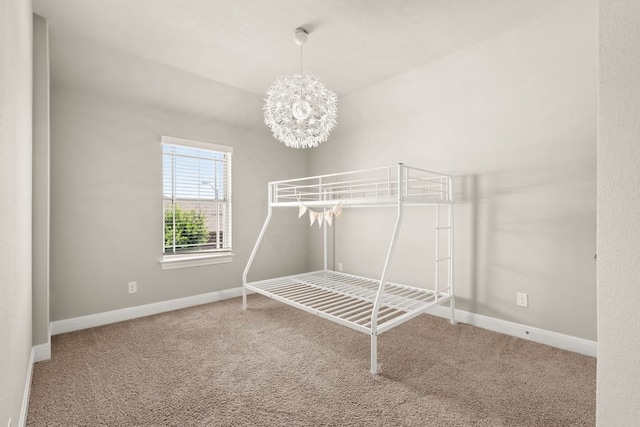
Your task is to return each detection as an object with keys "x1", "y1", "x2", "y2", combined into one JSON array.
[{"x1": 242, "y1": 164, "x2": 455, "y2": 374}]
